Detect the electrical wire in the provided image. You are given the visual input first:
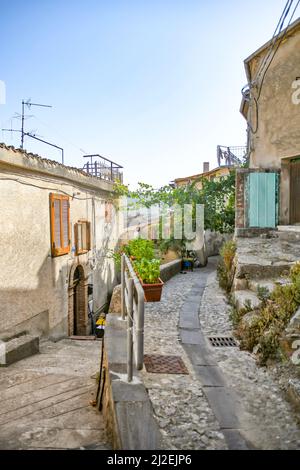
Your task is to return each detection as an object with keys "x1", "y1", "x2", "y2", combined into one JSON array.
[
  {"x1": 255, "y1": 0, "x2": 293, "y2": 82},
  {"x1": 32, "y1": 115, "x2": 88, "y2": 155},
  {"x1": 0, "y1": 176, "x2": 96, "y2": 200},
  {"x1": 248, "y1": 0, "x2": 299, "y2": 134},
  {"x1": 256, "y1": 0, "x2": 299, "y2": 101}
]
